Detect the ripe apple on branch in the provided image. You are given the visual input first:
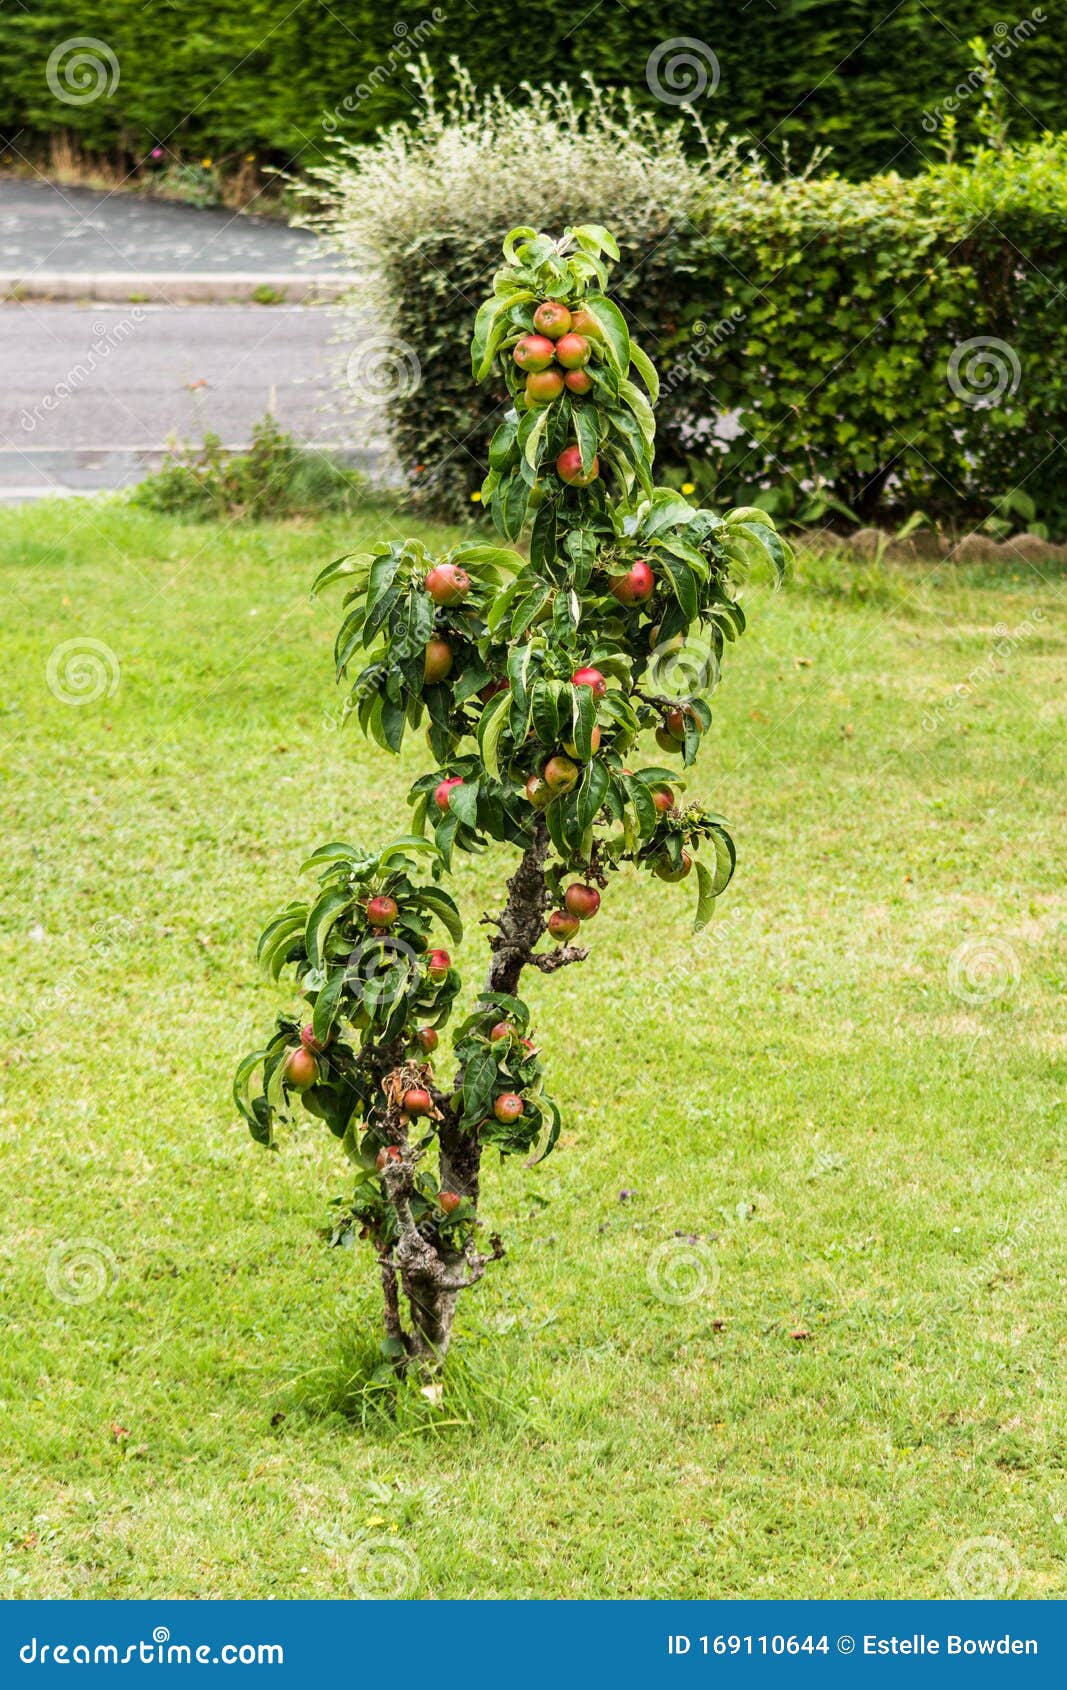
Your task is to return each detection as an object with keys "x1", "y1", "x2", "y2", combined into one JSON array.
[{"x1": 234, "y1": 223, "x2": 790, "y2": 1379}]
